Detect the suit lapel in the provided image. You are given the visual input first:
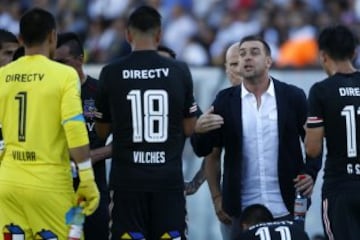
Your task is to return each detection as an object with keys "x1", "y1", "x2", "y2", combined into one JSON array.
[
  {"x1": 273, "y1": 79, "x2": 287, "y2": 142},
  {"x1": 230, "y1": 86, "x2": 242, "y2": 140}
]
